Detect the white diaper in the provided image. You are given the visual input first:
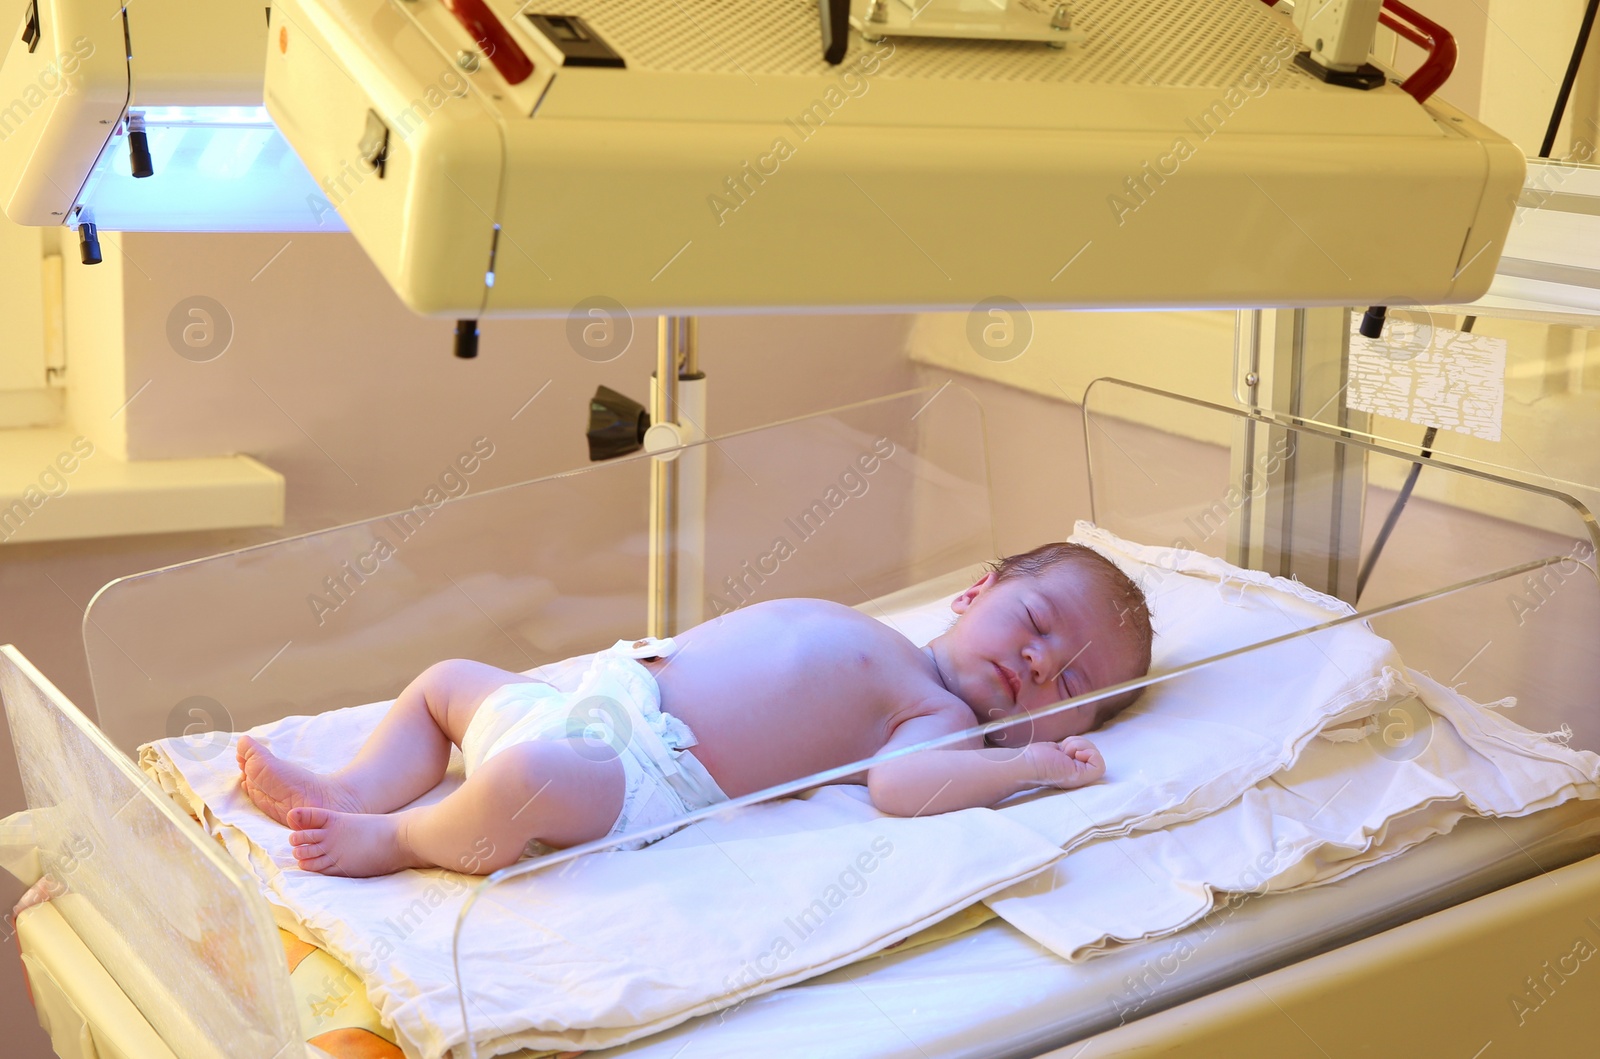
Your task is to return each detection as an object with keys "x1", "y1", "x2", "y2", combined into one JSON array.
[{"x1": 459, "y1": 637, "x2": 729, "y2": 854}]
